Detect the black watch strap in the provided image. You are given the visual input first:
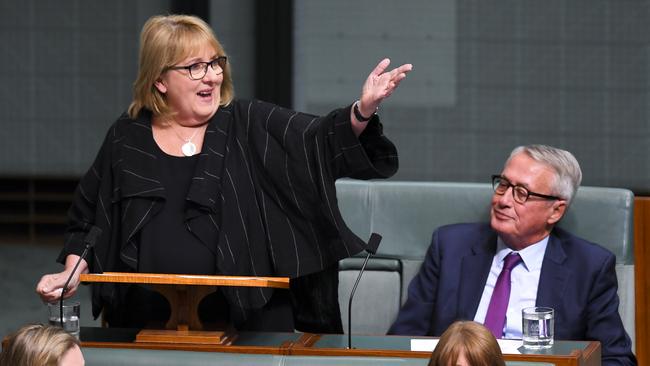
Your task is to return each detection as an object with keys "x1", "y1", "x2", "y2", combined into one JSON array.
[{"x1": 353, "y1": 101, "x2": 376, "y2": 122}]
